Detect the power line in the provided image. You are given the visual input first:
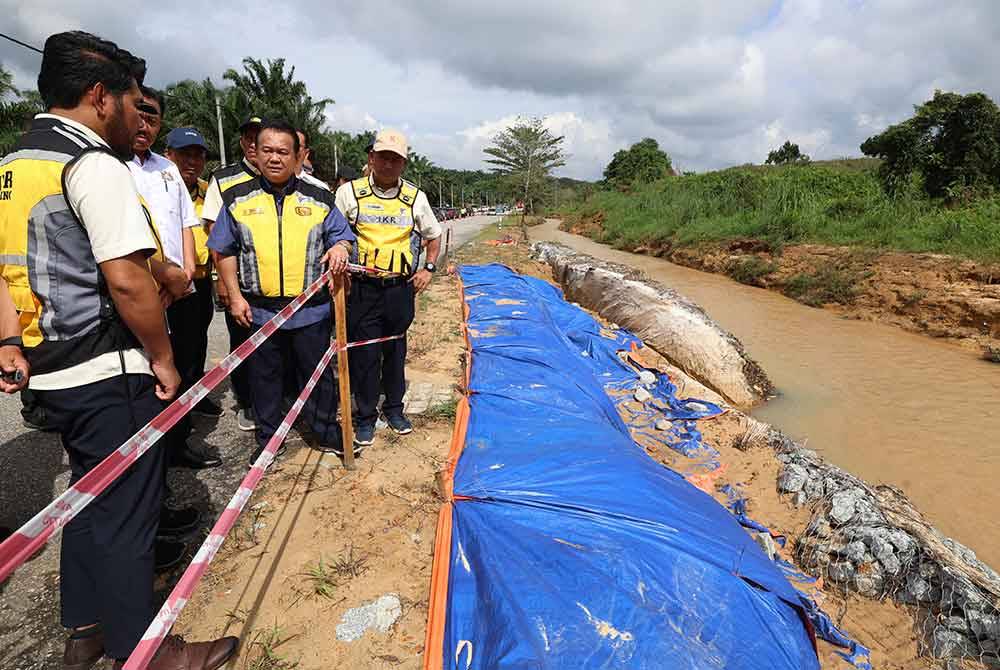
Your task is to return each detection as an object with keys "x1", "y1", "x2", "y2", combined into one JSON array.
[{"x1": 0, "y1": 32, "x2": 43, "y2": 55}]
